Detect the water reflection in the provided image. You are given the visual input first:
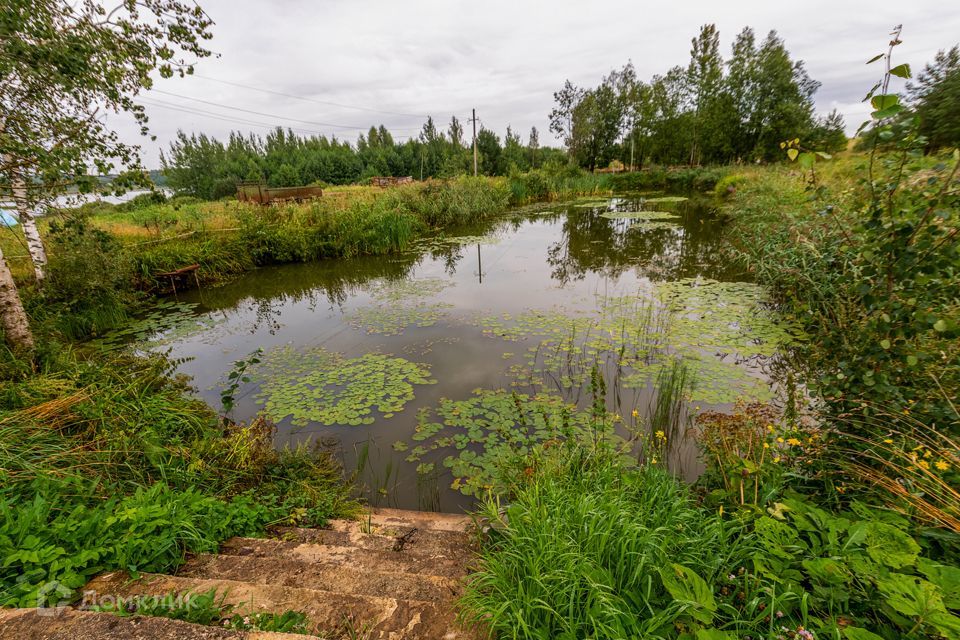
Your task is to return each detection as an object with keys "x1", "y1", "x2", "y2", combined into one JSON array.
[{"x1": 151, "y1": 193, "x2": 758, "y2": 512}]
